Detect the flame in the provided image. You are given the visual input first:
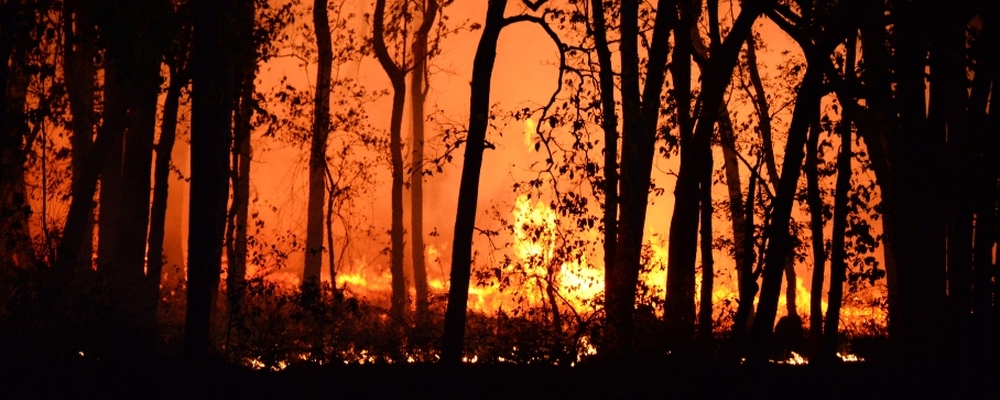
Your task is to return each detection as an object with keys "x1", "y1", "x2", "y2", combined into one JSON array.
[{"x1": 524, "y1": 118, "x2": 537, "y2": 151}]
